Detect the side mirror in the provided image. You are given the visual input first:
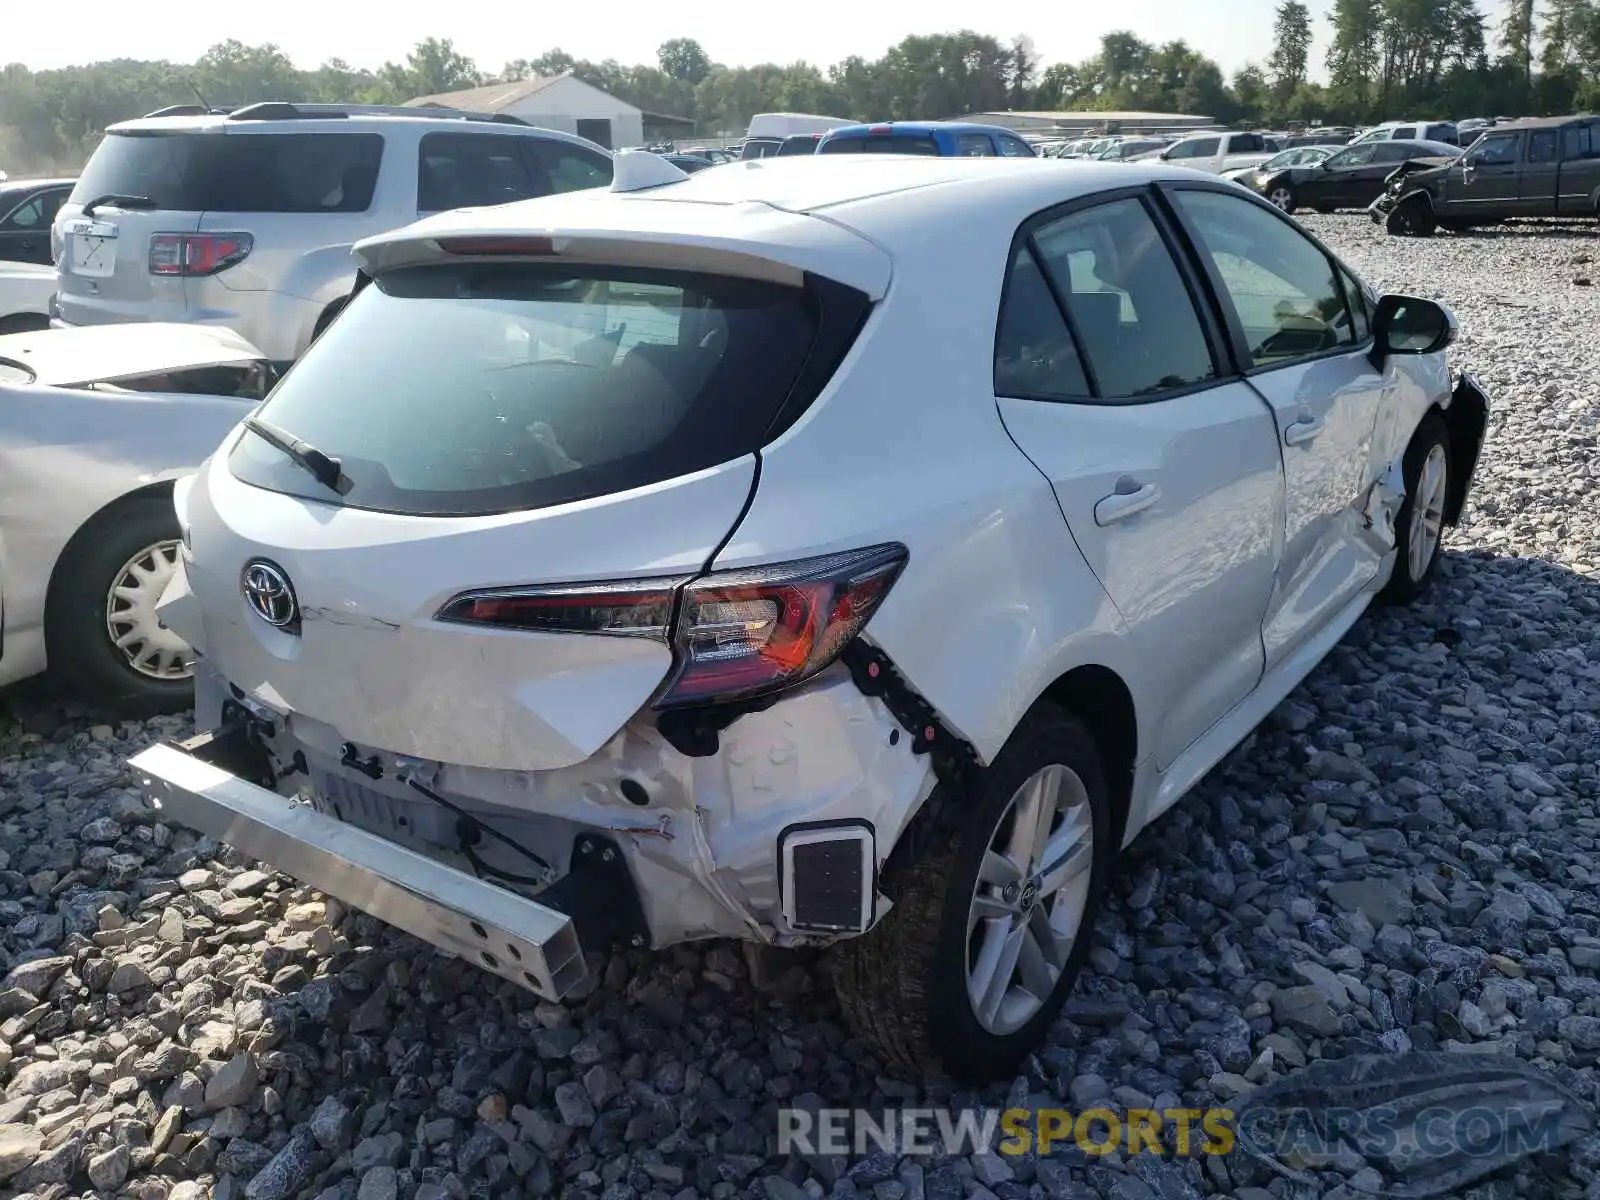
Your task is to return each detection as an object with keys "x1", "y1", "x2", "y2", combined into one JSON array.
[{"x1": 1369, "y1": 294, "x2": 1457, "y2": 369}]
